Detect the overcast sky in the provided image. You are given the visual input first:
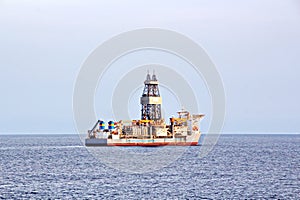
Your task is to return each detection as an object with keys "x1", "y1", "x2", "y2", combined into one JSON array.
[{"x1": 0, "y1": 0, "x2": 299, "y2": 133}]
